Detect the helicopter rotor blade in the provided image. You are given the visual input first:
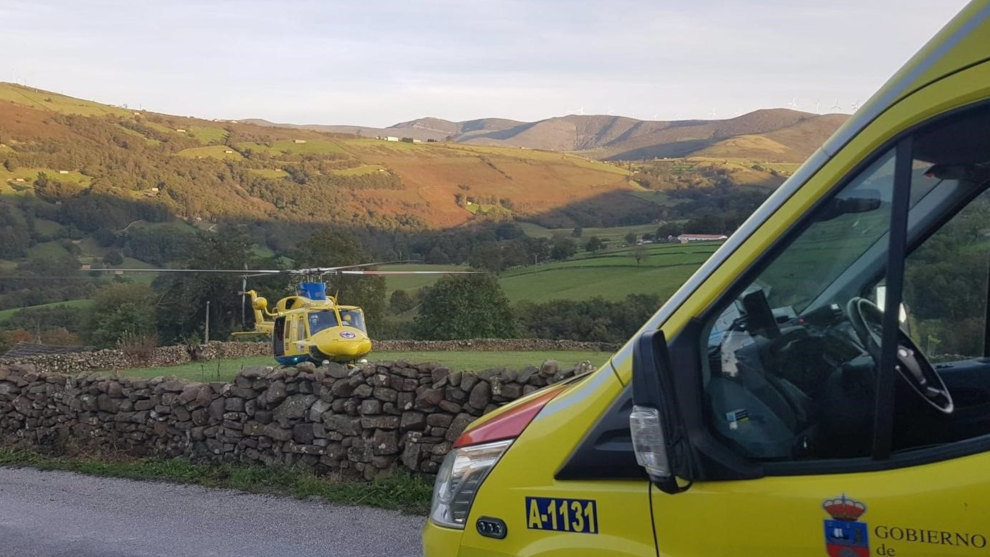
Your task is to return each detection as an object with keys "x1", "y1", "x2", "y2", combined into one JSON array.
[
  {"x1": 84, "y1": 261, "x2": 471, "y2": 277},
  {"x1": 85, "y1": 268, "x2": 287, "y2": 274},
  {"x1": 293, "y1": 261, "x2": 407, "y2": 275},
  {"x1": 338, "y1": 270, "x2": 478, "y2": 275}
]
